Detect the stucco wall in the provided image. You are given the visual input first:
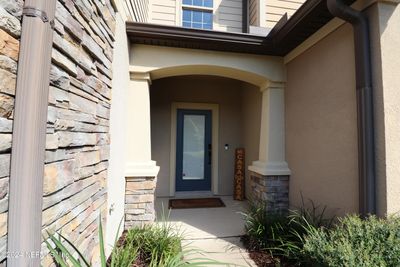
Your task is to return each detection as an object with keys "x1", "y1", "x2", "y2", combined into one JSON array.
[
  {"x1": 241, "y1": 83, "x2": 262, "y2": 199},
  {"x1": 367, "y1": 1, "x2": 400, "y2": 216},
  {"x1": 0, "y1": 0, "x2": 22, "y2": 262},
  {"x1": 151, "y1": 76, "x2": 244, "y2": 196},
  {"x1": 130, "y1": 44, "x2": 285, "y2": 88},
  {"x1": 285, "y1": 24, "x2": 359, "y2": 215},
  {"x1": 106, "y1": 9, "x2": 129, "y2": 254}
]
